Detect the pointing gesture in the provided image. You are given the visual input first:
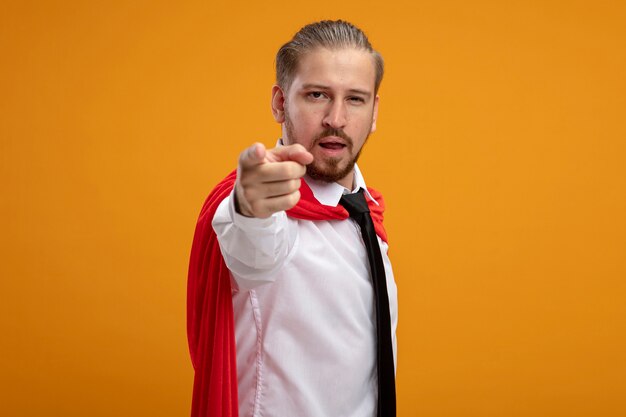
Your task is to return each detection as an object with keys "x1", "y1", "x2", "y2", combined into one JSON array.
[{"x1": 235, "y1": 143, "x2": 314, "y2": 218}]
